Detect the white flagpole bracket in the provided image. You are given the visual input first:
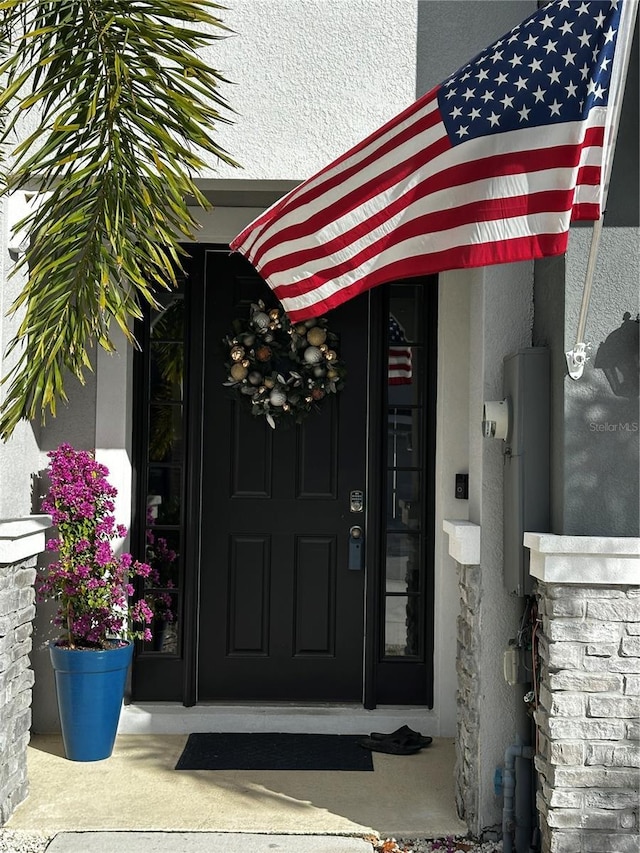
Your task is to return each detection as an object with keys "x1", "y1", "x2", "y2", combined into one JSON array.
[{"x1": 565, "y1": 342, "x2": 591, "y2": 380}]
